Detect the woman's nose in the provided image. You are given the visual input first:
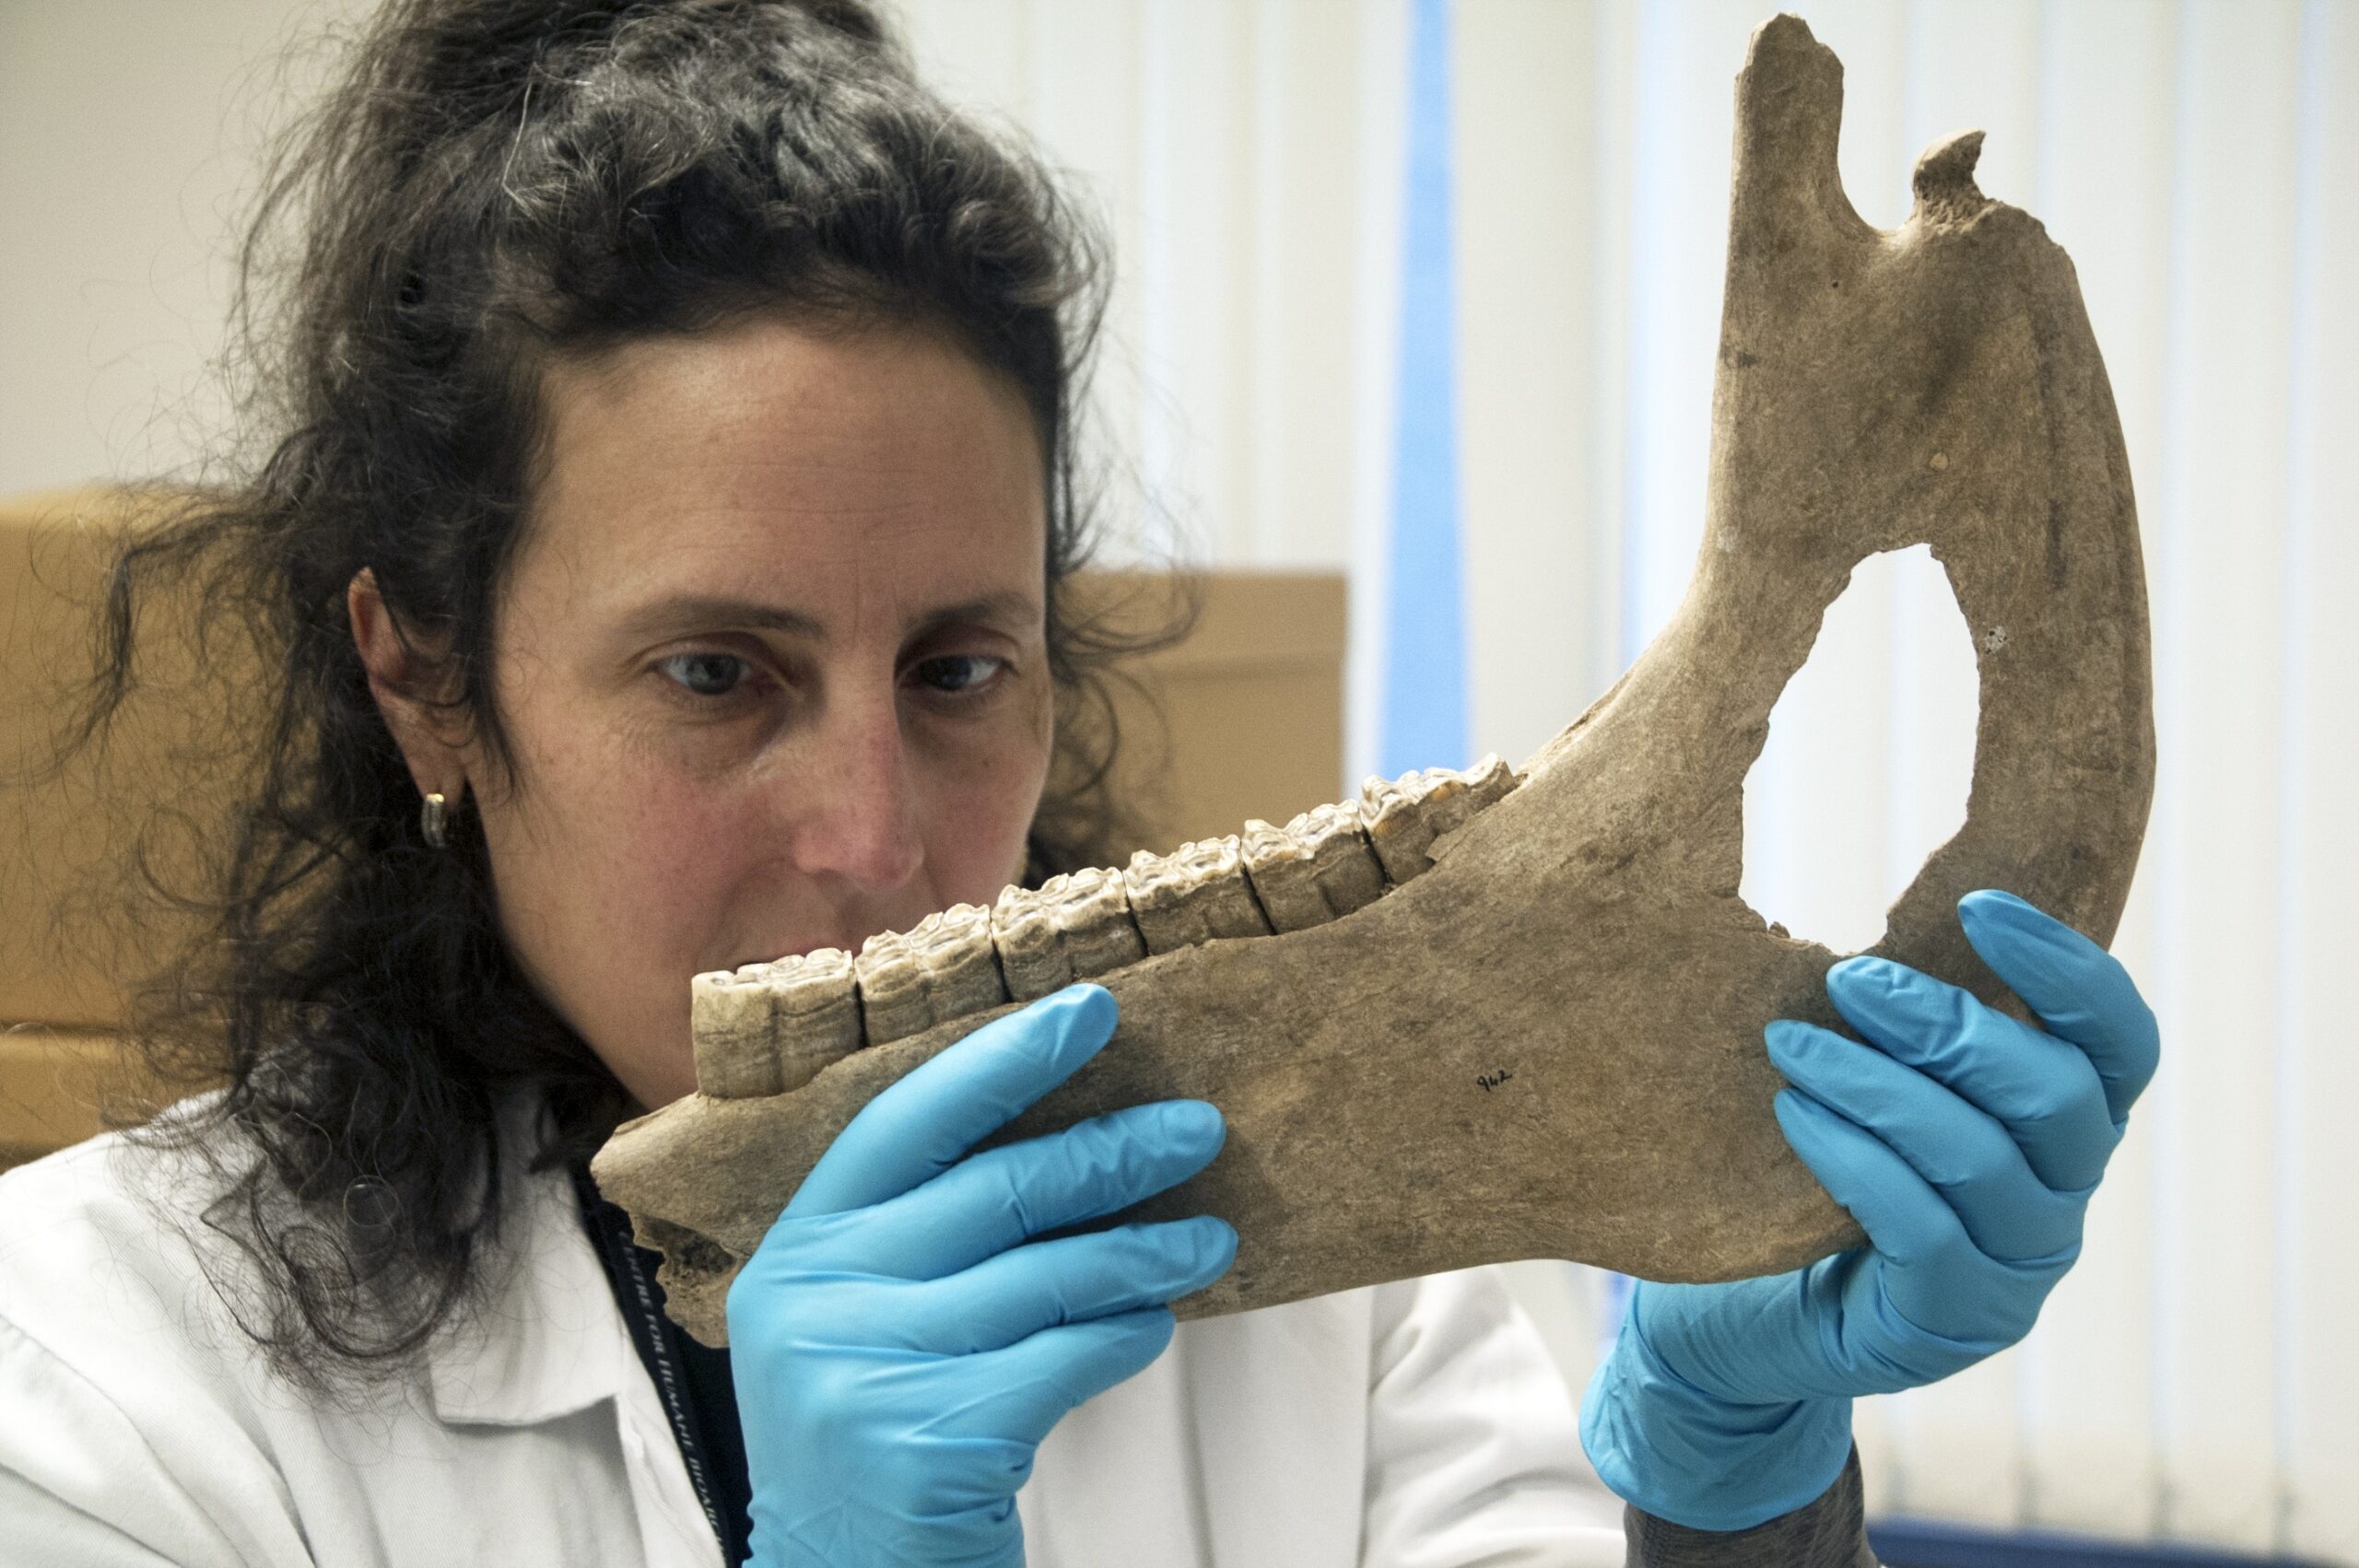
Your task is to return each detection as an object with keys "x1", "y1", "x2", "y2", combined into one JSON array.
[{"x1": 785, "y1": 696, "x2": 926, "y2": 893}]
